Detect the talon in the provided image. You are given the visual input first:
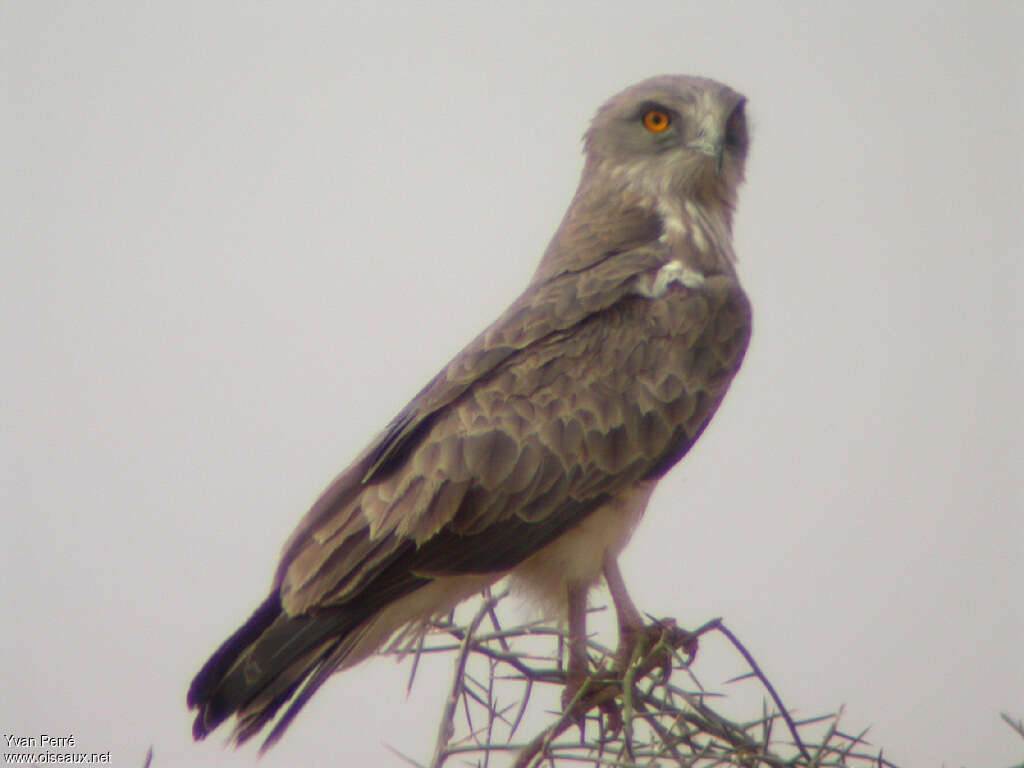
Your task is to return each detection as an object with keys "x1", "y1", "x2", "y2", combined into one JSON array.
[
  {"x1": 561, "y1": 671, "x2": 592, "y2": 741},
  {"x1": 599, "y1": 699, "x2": 622, "y2": 735},
  {"x1": 659, "y1": 619, "x2": 699, "y2": 660},
  {"x1": 679, "y1": 628, "x2": 699, "y2": 659},
  {"x1": 613, "y1": 618, "x2": 701, "y2": 684},
  {"x1": 658, "y1": 653, "x2": 672, "y2": 683},
  {"x1": 563, "y1": 674, "x2": 623, "y2": 743}
]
